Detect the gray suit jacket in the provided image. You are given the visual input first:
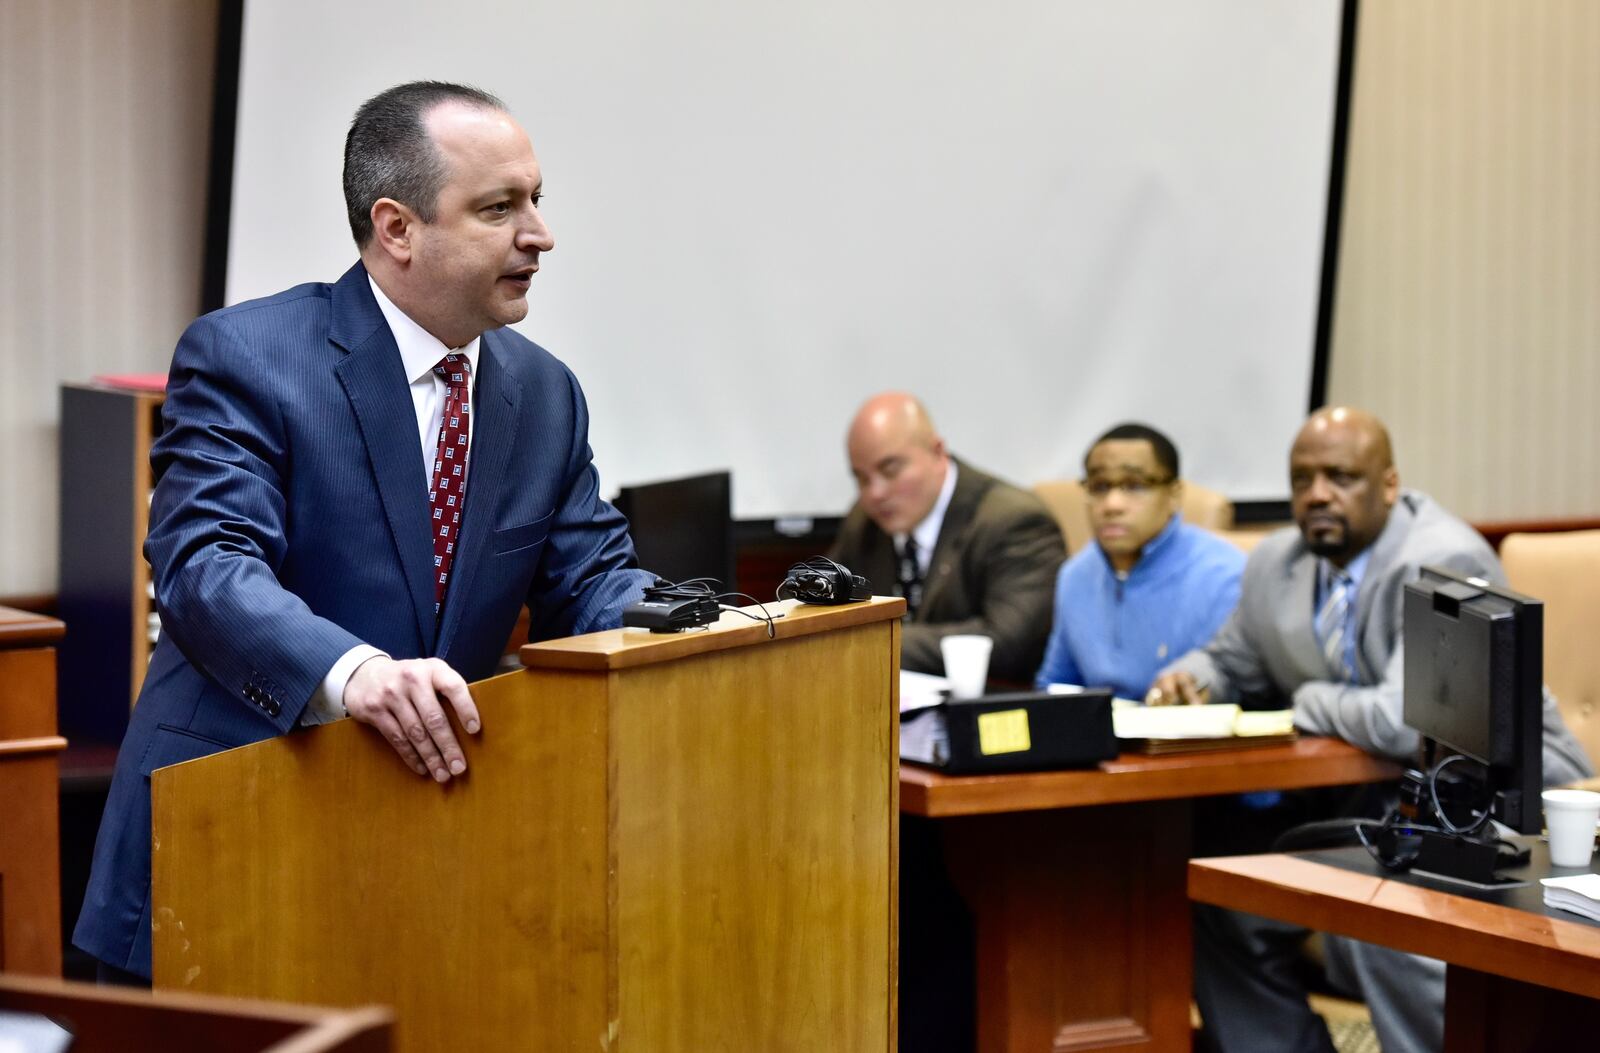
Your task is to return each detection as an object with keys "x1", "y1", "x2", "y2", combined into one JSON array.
[
  {"x1": 830, "y1": 458, "x2": 1064, "y2": 683},
  {"x1": 1164, "y1": 490, "x2": 1591, "y2": 784}
]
